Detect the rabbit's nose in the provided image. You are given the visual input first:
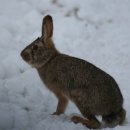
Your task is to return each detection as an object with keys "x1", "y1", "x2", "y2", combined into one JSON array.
[{"x1": 21, "y1": 51, "x2": 30, "y2": 62}]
